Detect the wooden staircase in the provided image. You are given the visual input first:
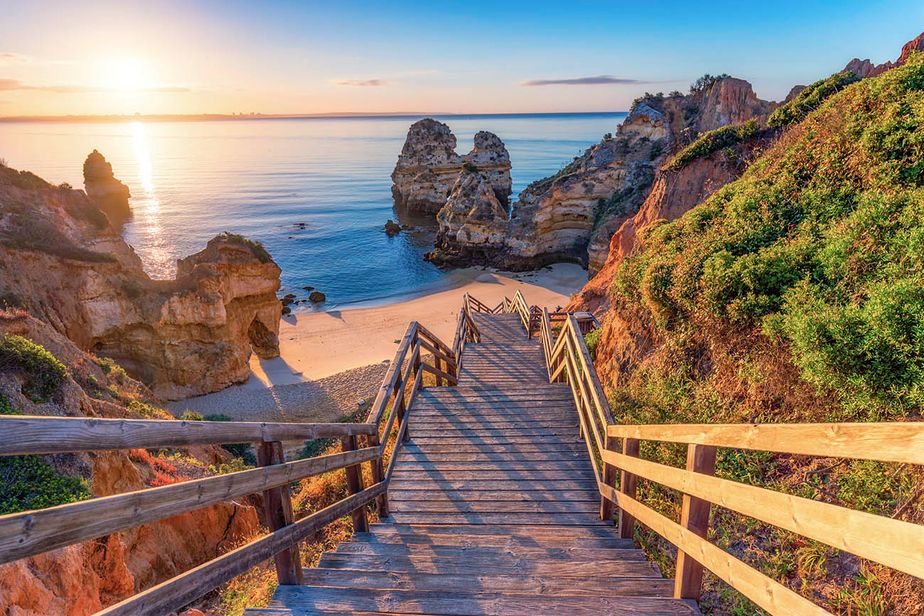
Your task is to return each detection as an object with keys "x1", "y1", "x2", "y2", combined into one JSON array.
[{"x1": 246, "y1": 311, "x2": 698, "y2": 615}]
